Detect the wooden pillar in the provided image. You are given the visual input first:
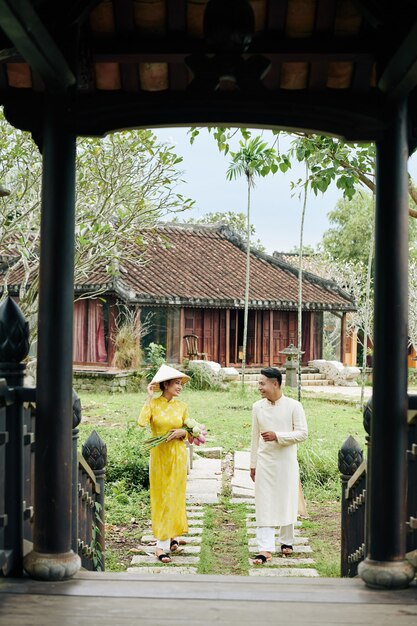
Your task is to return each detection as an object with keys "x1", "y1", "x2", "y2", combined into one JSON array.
[
  {"x1": 269, "y1": 310, "x2": 274, "y2": 366},
  {"x1": 179, "y1": 308, "x2": 185, "y2": 362},
  {"x1": 309, "y1": 312, "x2": 315, "y2": 362},
  {"x1": 225, "y1": 309, "x2": 230, "y2": 366},
  {"x1": 24, "y1": 98, "x2": 80, "y2": 581},
  {"x1": 340, "y1": 312, "x2": 347, "y2": 365},
  {"x1": 358, "y1": 99, "x2": 415, "y2": 589}
]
